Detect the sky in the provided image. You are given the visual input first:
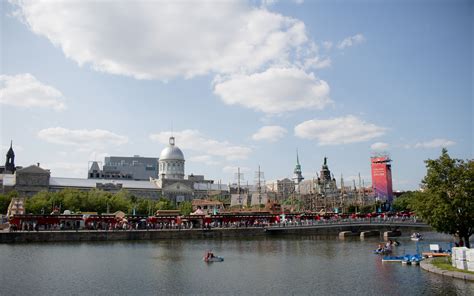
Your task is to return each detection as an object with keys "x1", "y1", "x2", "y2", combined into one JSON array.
[{"x1": 1, "y1": 0, "x2": 472, "y2": 191}]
